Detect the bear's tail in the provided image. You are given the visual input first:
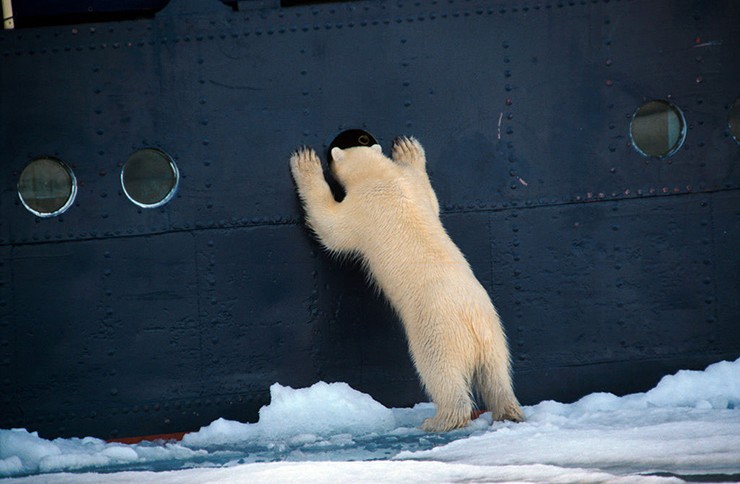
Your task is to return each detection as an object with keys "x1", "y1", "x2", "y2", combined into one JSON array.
[{"x1": 475, "y1": 345, "x2": 524, "y2": 422}]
